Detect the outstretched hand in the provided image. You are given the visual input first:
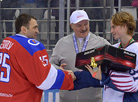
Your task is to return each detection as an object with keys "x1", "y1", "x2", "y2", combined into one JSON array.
[
  {"x1": 85, "y1": 64, "x2": 102, "y2": 80},
  {"x1": 59, "y1": 63, "x2": 67, "y2": 71},
  {"x1": 59, "y1": 63, "x2": 76, "y2": 81}
]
